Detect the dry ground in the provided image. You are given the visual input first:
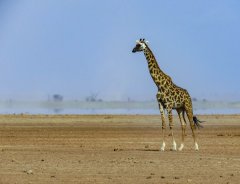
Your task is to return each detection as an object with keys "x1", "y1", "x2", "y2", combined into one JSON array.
[{"x1": 0, "y1": 114, "x2": 239, "y2": 184}]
